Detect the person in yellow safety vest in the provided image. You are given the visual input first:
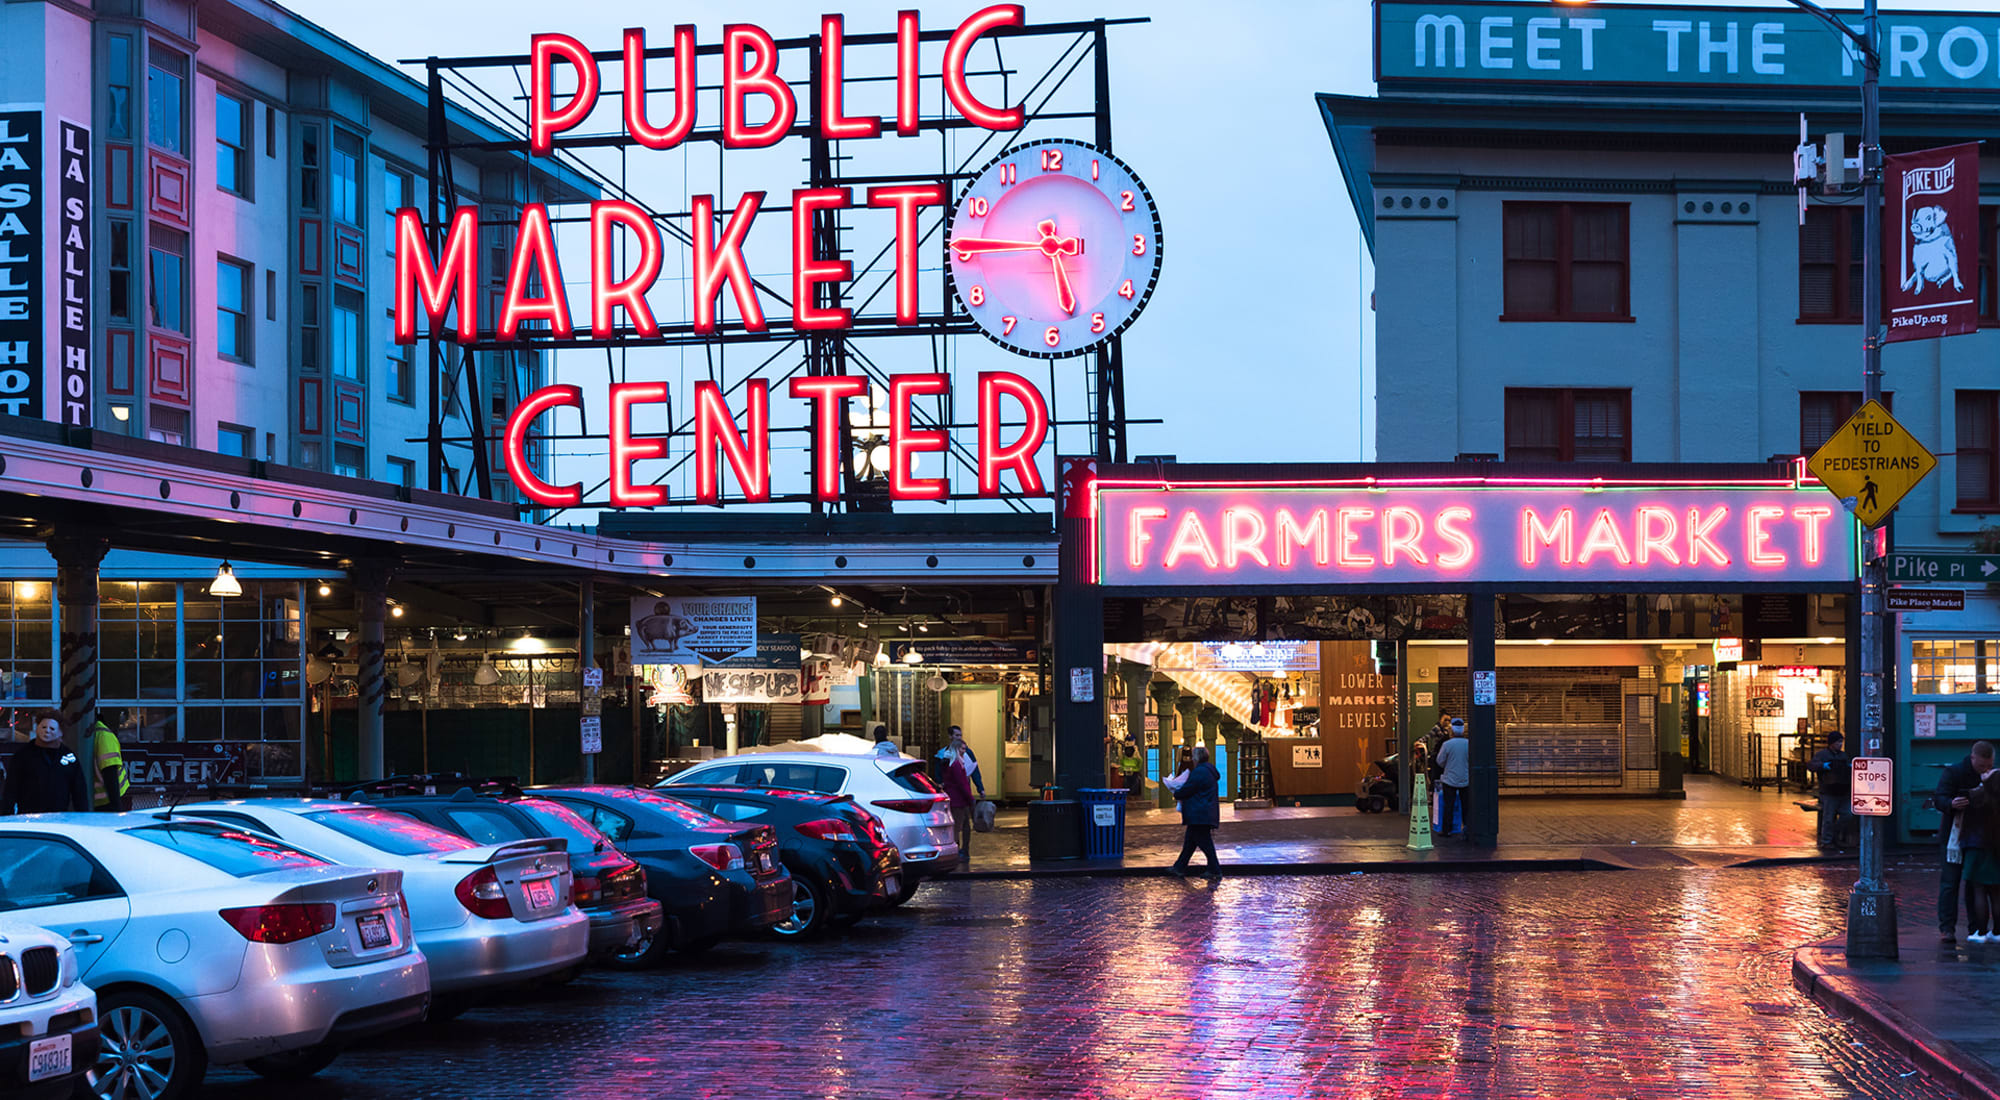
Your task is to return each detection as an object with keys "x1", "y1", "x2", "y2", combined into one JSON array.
[{"x1": 91, "y1": 708, "x2": 130, "y2": 812}]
